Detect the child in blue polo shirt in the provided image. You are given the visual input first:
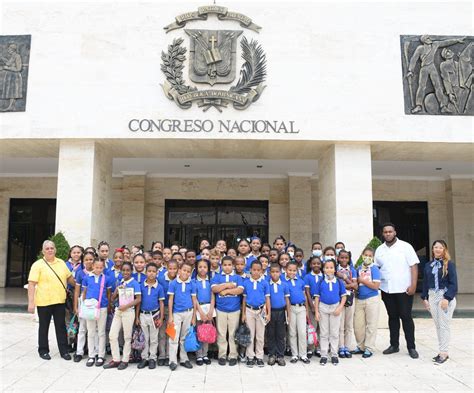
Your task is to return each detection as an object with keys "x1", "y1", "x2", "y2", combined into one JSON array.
[
  {"x1": 266, "y1": 263, "x2": 290, "y2": 366},
  {"x1": 157, "y1": 259, "x2": 178, "y2": 366},
  {"x1": 138, "y1": 262, "x2": 165, "y2": 369},
  {"x1": 107, "y1": 250, "x2": 124, "y2": 291},
  {"x1": 81, "y1": 258, "x2": 113, "y2": 367},
  {"x1": 151, "y1": 250, "x2": 167, "y2": 279},
  {"x1": 211, "y1": 256, "x2": 244, "y2": 366},
  {"x1": 258, "y1": 255, "x2": 271, "y2": 281},
  {"x1": 104, "y1": 262, "x2": 141, "y2": 370},
  {"x1": 336, "y1": 250, "x2": 358, "y2": 358},
  {"x1": 238, "y1": 239, "x2": 256, "y2": 273},
  {"x1": 73, "y1": 250, "x2": 95, "y2": 363},
  {"x1": 241, "y1": 260, "x2": 271, "y2": 368},
  {"x1": 209, "y1": 248, "x2": 222, "y2": 278},
  {"x1": 304, "y1": 256, "x2": 323, "y2": 358},
  {"x1": 194, "y1": 258, "x2": 215, "y2": 366},
  {"x1": 234, "y1": 256, "x2": 248, "y2": 279},
  {"x1": 294, "y1": 248, "x2": 306, "y2": 278},
  {"x1": 97, "y1": 241, "x2": 114, "y2": 270},
  {"x1": 285, "y1": 261, "x2": 310, "y2": 364},
  {"x1": 315, "y1": 259, "x2": 347, "y2": 366},
  {"x1": 354, "y1": 247, "x2": 381, "y2": 358},
  {"x1": 167, "y1": 262, "x2": 197, "y2": 371},
  {"x1": 132, "y1": 254, "x2": 147, "y2": 285}
]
